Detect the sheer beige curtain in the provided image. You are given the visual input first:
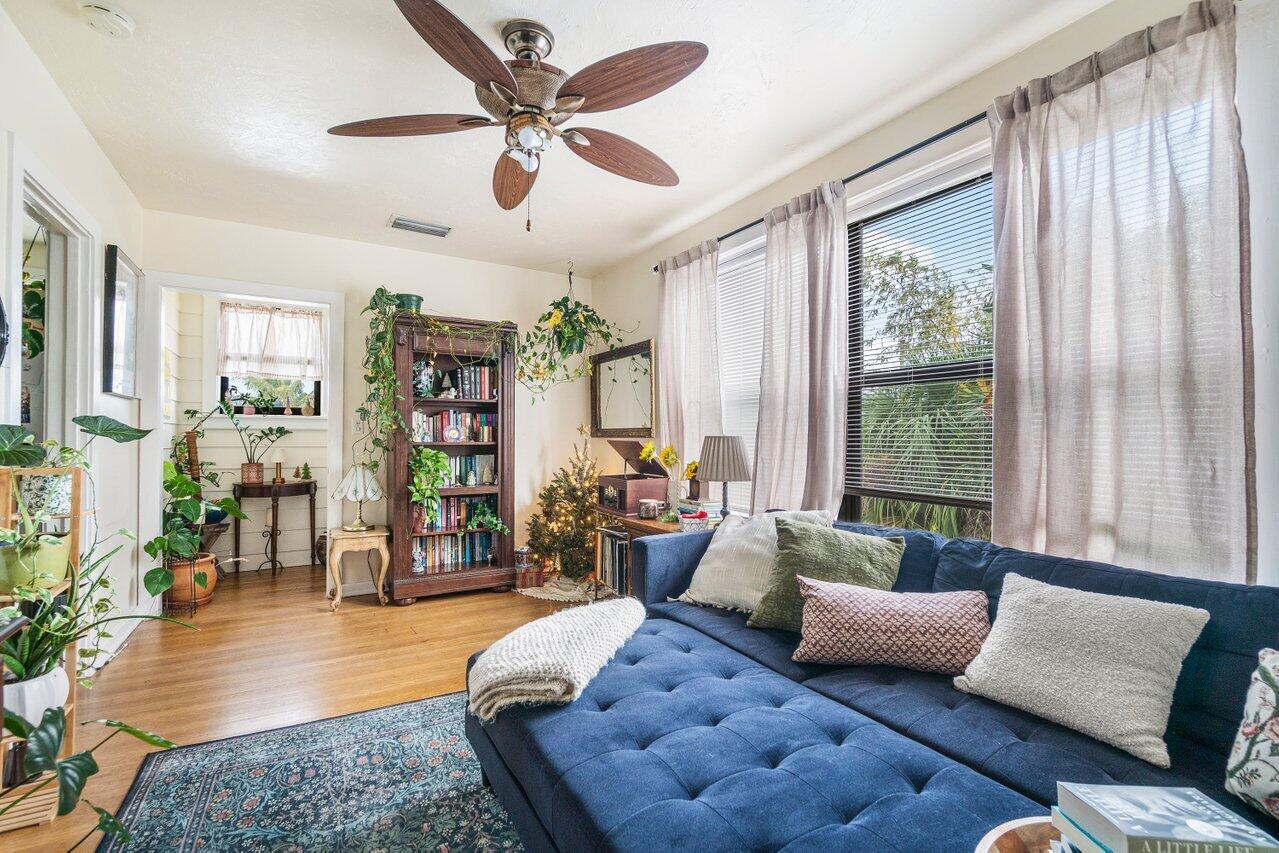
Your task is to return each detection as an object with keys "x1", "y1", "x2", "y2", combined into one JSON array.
[
  {"x1": 656, "y1": 240, "x2": 723, "y2": 462},
  {"x1": 990, "y1": 0, "x2": 1254, "y2": 582},
  {"x1": 217, "y1": 301, "x2": 328, "y2": 381},
  {"x1": 753, "y1": 181, "x2": 848, "y2": 513}
]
